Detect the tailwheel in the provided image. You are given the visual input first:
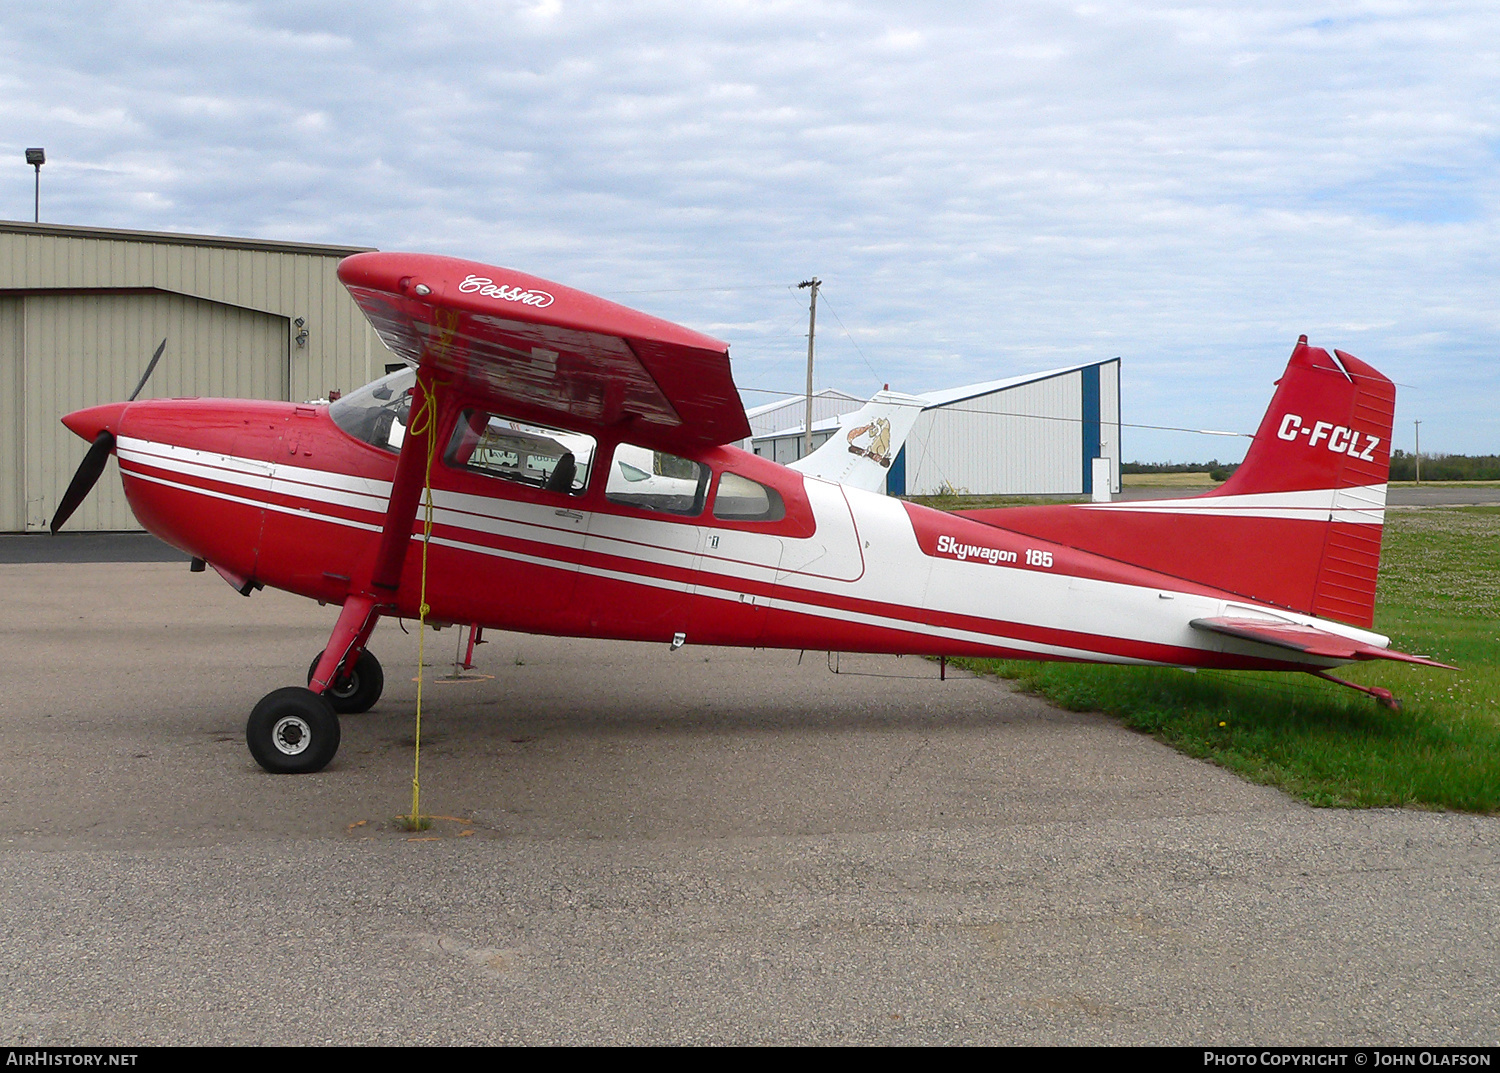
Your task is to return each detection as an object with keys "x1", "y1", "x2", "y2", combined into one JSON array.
[
  {"x1": 307, "y1": 649, "x2": 384, "y2": 714},
  {"x1": 247, "y1": 687, "x2": 341, "y2": 774},
  {"x1": 1311, "y1": 670, "x2": 1402, "y2": 710}
]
